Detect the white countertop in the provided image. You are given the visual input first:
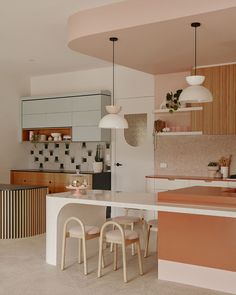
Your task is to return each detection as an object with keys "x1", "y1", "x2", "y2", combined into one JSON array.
[{"x1": 47, "y1": 190, "x2": 236, "y2": 218}]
